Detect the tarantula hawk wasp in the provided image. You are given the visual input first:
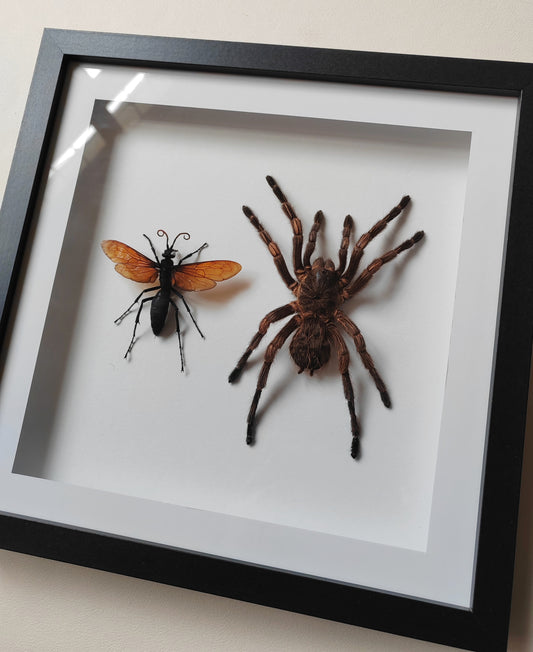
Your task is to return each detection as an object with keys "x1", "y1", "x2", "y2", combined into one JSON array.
[
  {"x1": 229, "y1": 176, "x2": 424, "y2": 459},
  {"x1": 102, "y1": 229, "x2": 241, "y2": 370}
]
